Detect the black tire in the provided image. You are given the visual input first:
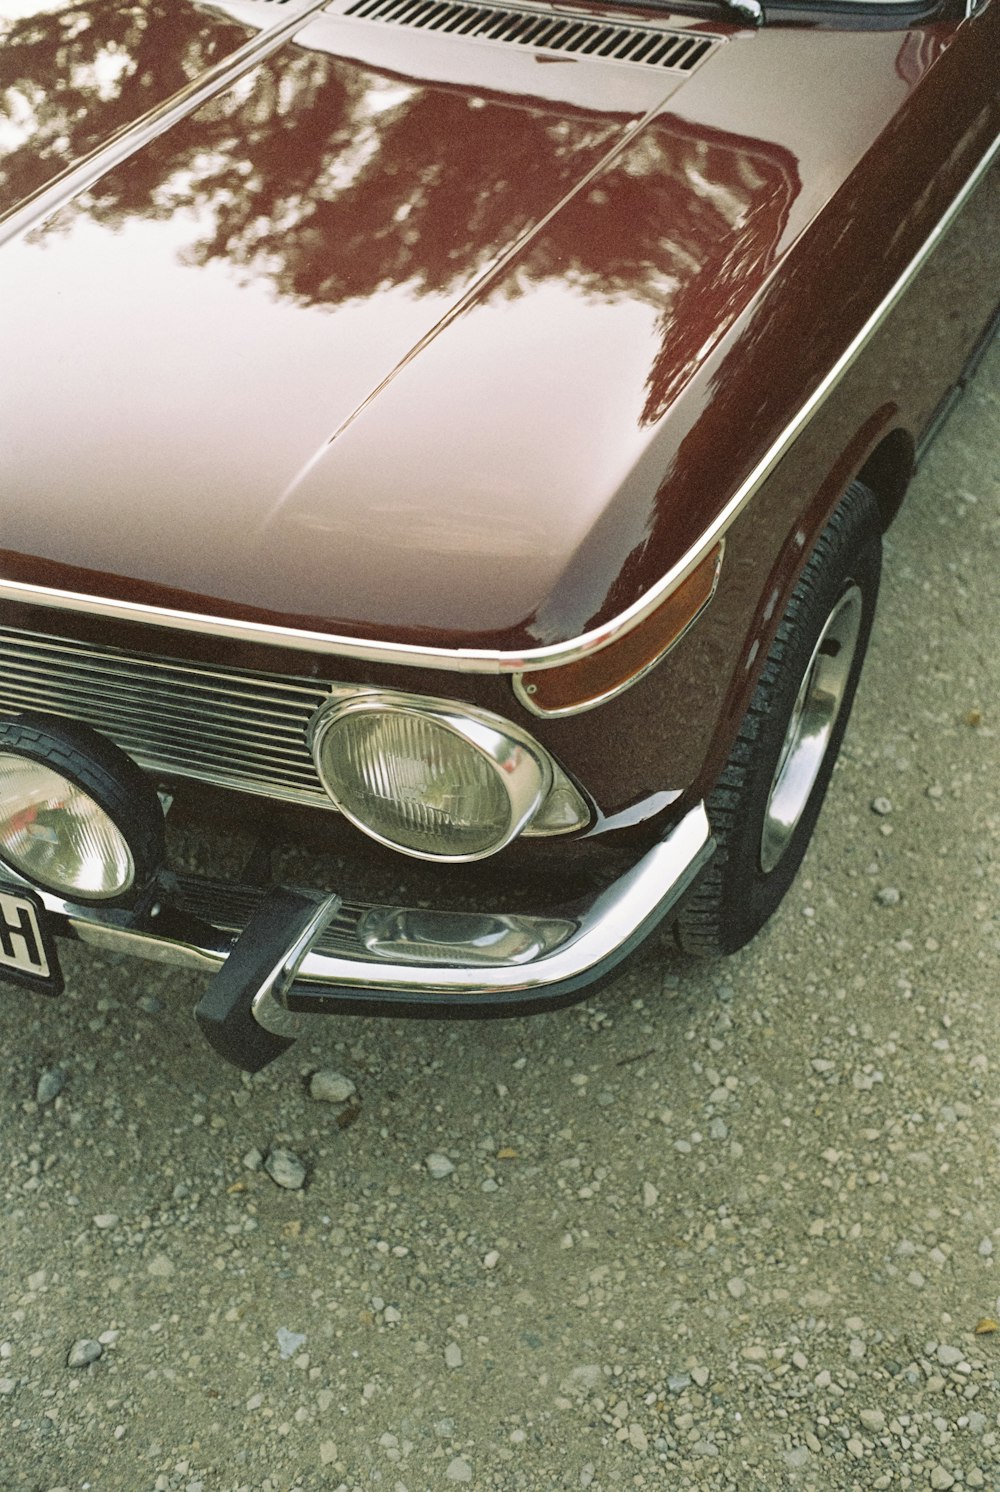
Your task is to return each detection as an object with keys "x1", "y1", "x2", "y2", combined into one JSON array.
[{"x1": 675, "y1": 480, "x2": 882, "y2": 956}]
